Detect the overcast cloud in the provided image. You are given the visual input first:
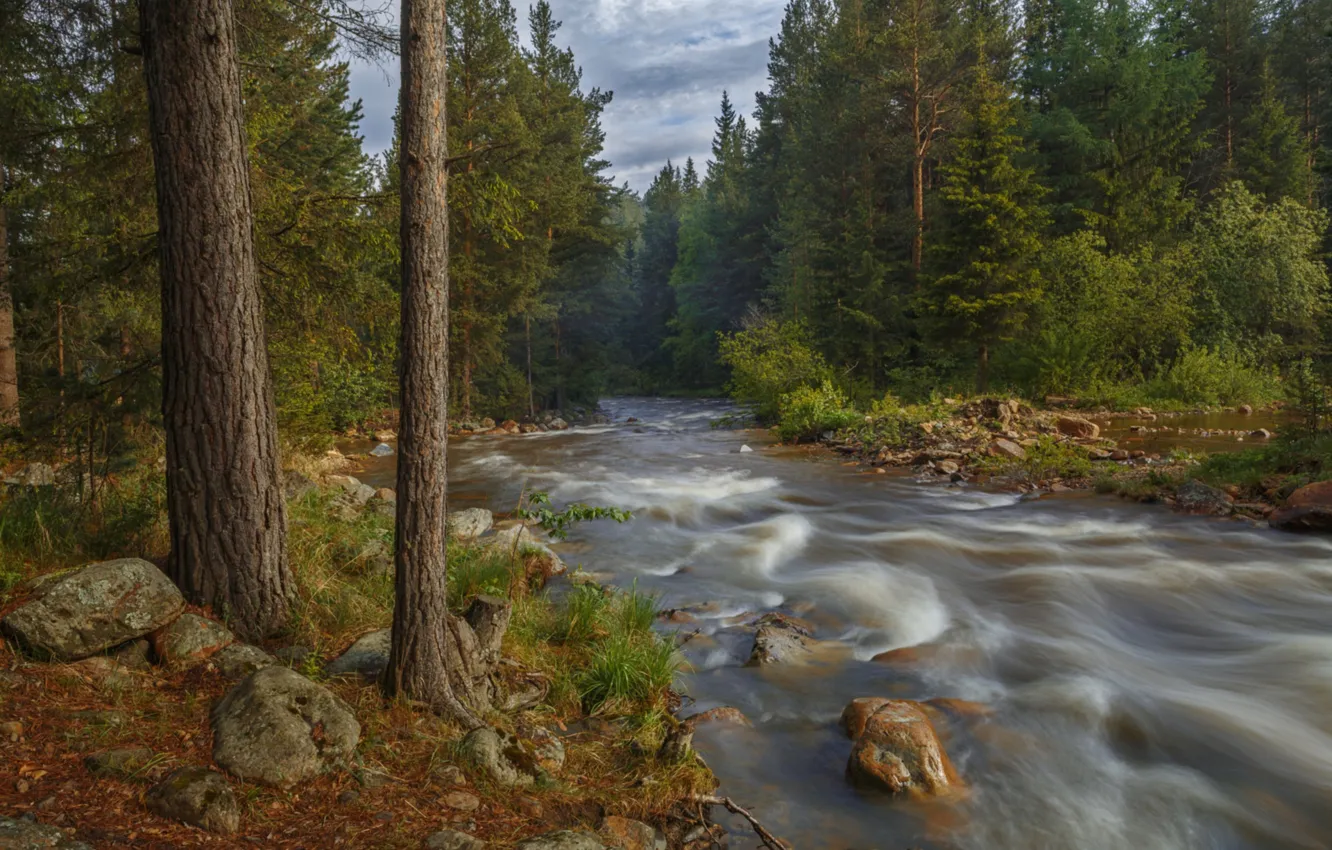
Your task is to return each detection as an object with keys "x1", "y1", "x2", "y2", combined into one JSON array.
[{"x1": 346, "y1": 1, "x2": 785, "y2": 193}]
